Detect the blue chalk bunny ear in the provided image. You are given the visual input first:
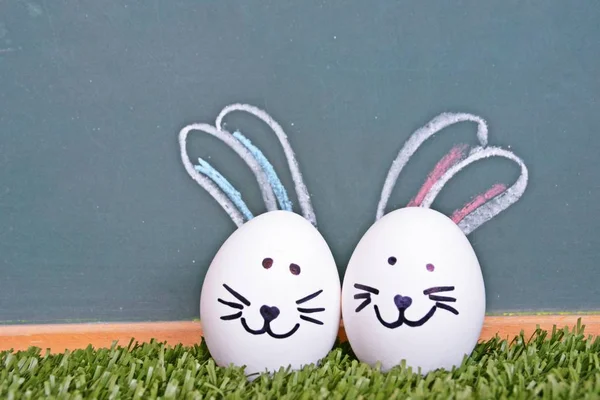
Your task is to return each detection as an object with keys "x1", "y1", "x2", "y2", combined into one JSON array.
[
  {"x1": 179, "y1": 104, "x2": 312, "y2": 228},
  {"x1": 216, "y1": 104, "x2": 317, "y2": 226},
  {"x1": 179, "y1": 122, "x2": 278, "y2": 227},
  {"x1": 192, "y1": 131, "x2": 293, "y2": 221},
  {"x1": 232, "y1": 131, "x2": 293, "y2": 212},
  {"x1": 194, "y1": 158, "x2": 254, "y2": 221}
]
